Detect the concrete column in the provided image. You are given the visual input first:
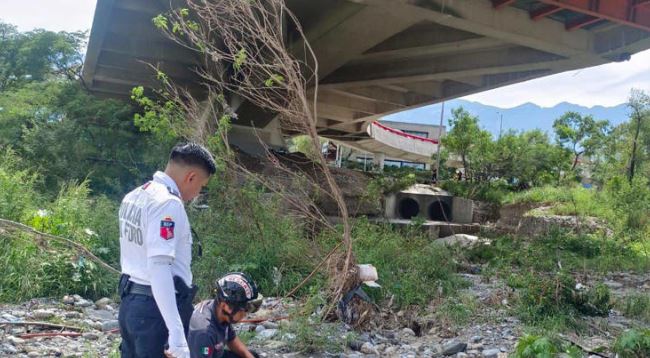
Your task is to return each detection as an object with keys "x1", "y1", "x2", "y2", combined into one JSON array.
[{"x1": 373, "y1": 152, "x2": 385, "y2": 171}]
